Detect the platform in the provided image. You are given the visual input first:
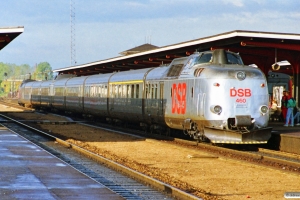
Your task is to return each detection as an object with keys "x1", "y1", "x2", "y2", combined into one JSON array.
[
  {"x1": 268, "y1": 121, "x2": 300, "y2": 154},
  {"x1": 0, "y1": 126, "x2": 123, "y2": 200}
]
